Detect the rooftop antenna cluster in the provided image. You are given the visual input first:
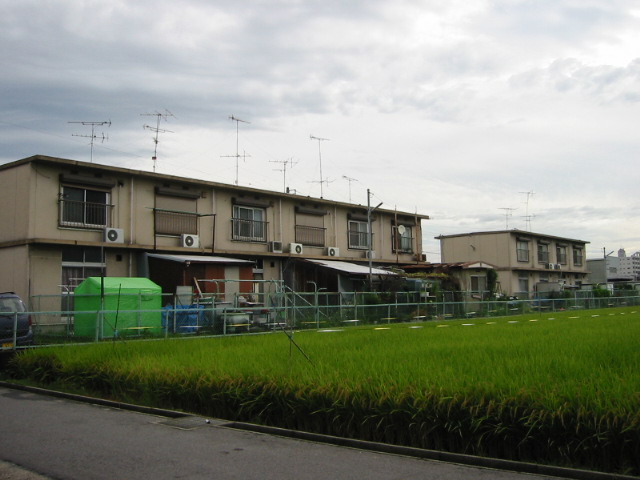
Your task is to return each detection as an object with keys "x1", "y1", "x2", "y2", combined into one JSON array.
[
  {"x1": 222, "y1": 115, "x2": 251, "y2": 186},
  {"x1": 342, "y1": 175, "x2": 358, "y2": 202},
  {"x1": 310, "y1": 135, "x2": 330, "y2": 198},
  {"x1": 270, "y1": 158, "x2": 298, "y2": 193},
  {"x1": 68, "y1": 120, "x2": 111, "y2": 163},
  {"x1": 142, "y1": 110, "x2": 175, "y2": 172},
  {"x1": 519, "y1": 190, "x2": 536, "y2": 231},
  {"x1": 499, "y1": 207, "x2": 516, "y2": 229}
]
